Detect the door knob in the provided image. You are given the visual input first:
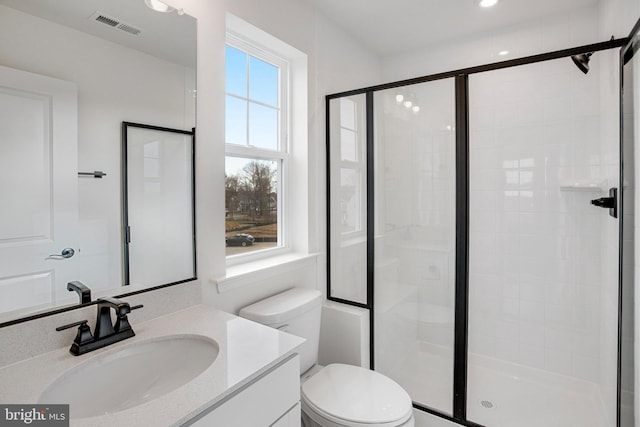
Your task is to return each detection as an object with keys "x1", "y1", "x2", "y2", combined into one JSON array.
[{"x1": 47, "y1": 248, "x2": 75, "y2": 260}]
